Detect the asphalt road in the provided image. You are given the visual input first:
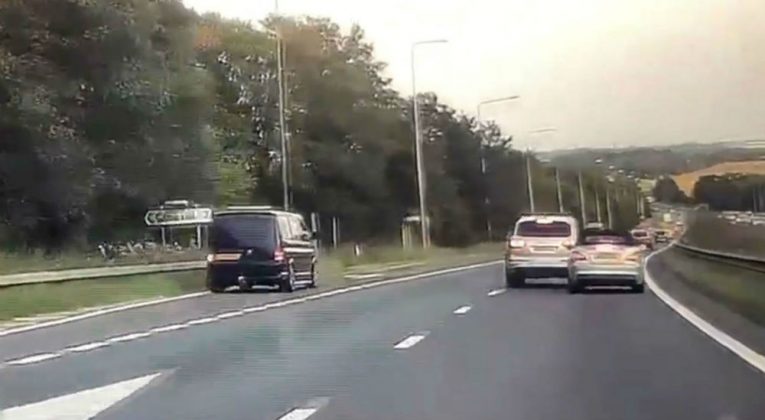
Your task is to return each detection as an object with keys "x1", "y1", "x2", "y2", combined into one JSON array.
[{"x1": 1, "y1": 262, "x2": 765, "y2": 420}]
